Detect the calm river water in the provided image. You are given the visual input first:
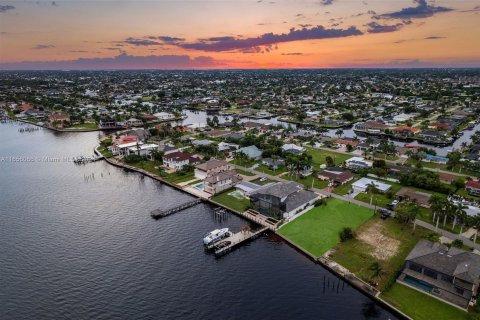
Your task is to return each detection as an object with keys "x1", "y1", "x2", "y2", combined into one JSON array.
[{"x1": 0, "y1": 122, "x2": 399, "y2": 320}]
